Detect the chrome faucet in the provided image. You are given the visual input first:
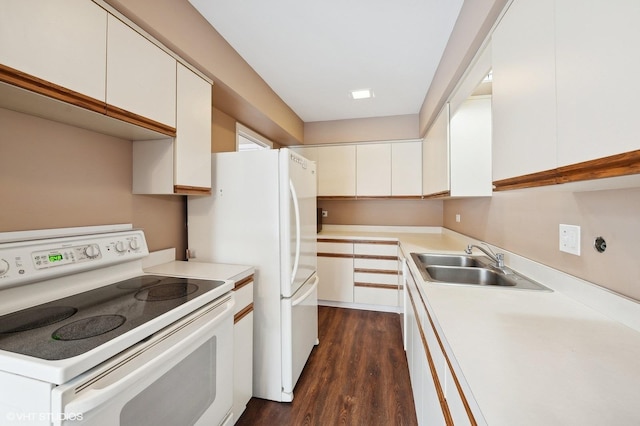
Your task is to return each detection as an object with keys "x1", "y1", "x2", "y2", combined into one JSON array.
[{"x1": 465, "y1": 243, "x2": 505, "y2": 269}]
